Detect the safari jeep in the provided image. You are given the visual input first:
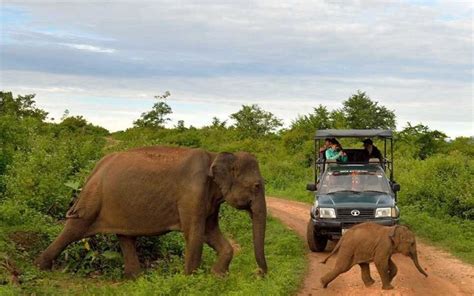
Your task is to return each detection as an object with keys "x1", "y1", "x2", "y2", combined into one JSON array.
[{"x1": 306, "y1": 129, "x2": 401, "y2": 252}]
